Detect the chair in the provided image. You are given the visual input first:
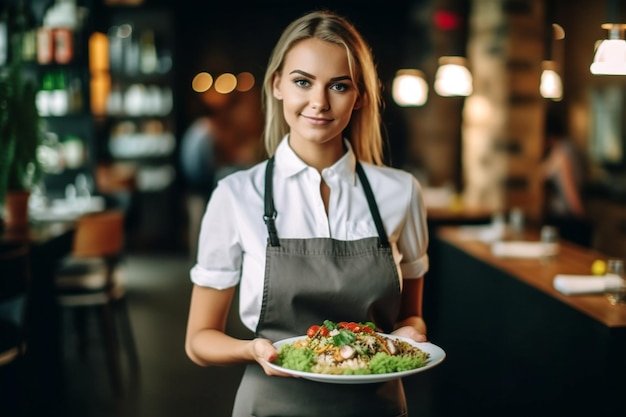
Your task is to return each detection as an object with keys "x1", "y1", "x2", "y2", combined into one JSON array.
[
  {"x1": 0, "y1": 244, "x2": 31, "y2": 415},
  {"x1": 55, "y1": 210, "x2": 139, "y2": 397}
]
